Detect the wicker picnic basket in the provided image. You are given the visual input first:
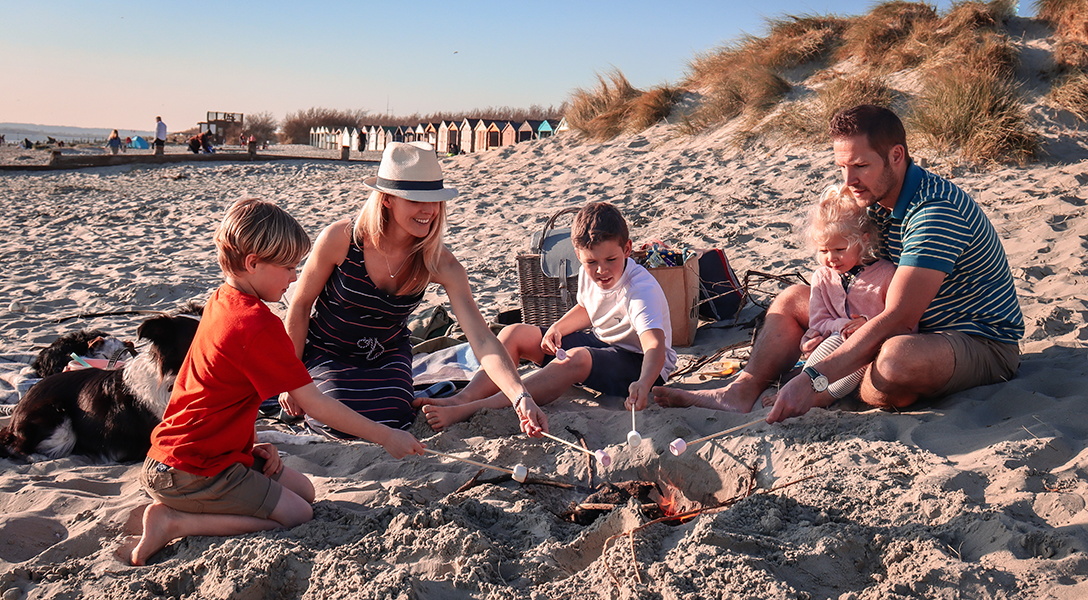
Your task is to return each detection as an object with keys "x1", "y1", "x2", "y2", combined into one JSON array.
[{"x1": 517, "y1": 206, "x2": 581, "y2": 328}]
